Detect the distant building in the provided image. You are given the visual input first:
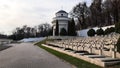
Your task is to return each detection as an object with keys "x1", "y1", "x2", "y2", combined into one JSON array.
[{"x1": 52, "y1": 10, "x2": 70, "y2": 36}]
